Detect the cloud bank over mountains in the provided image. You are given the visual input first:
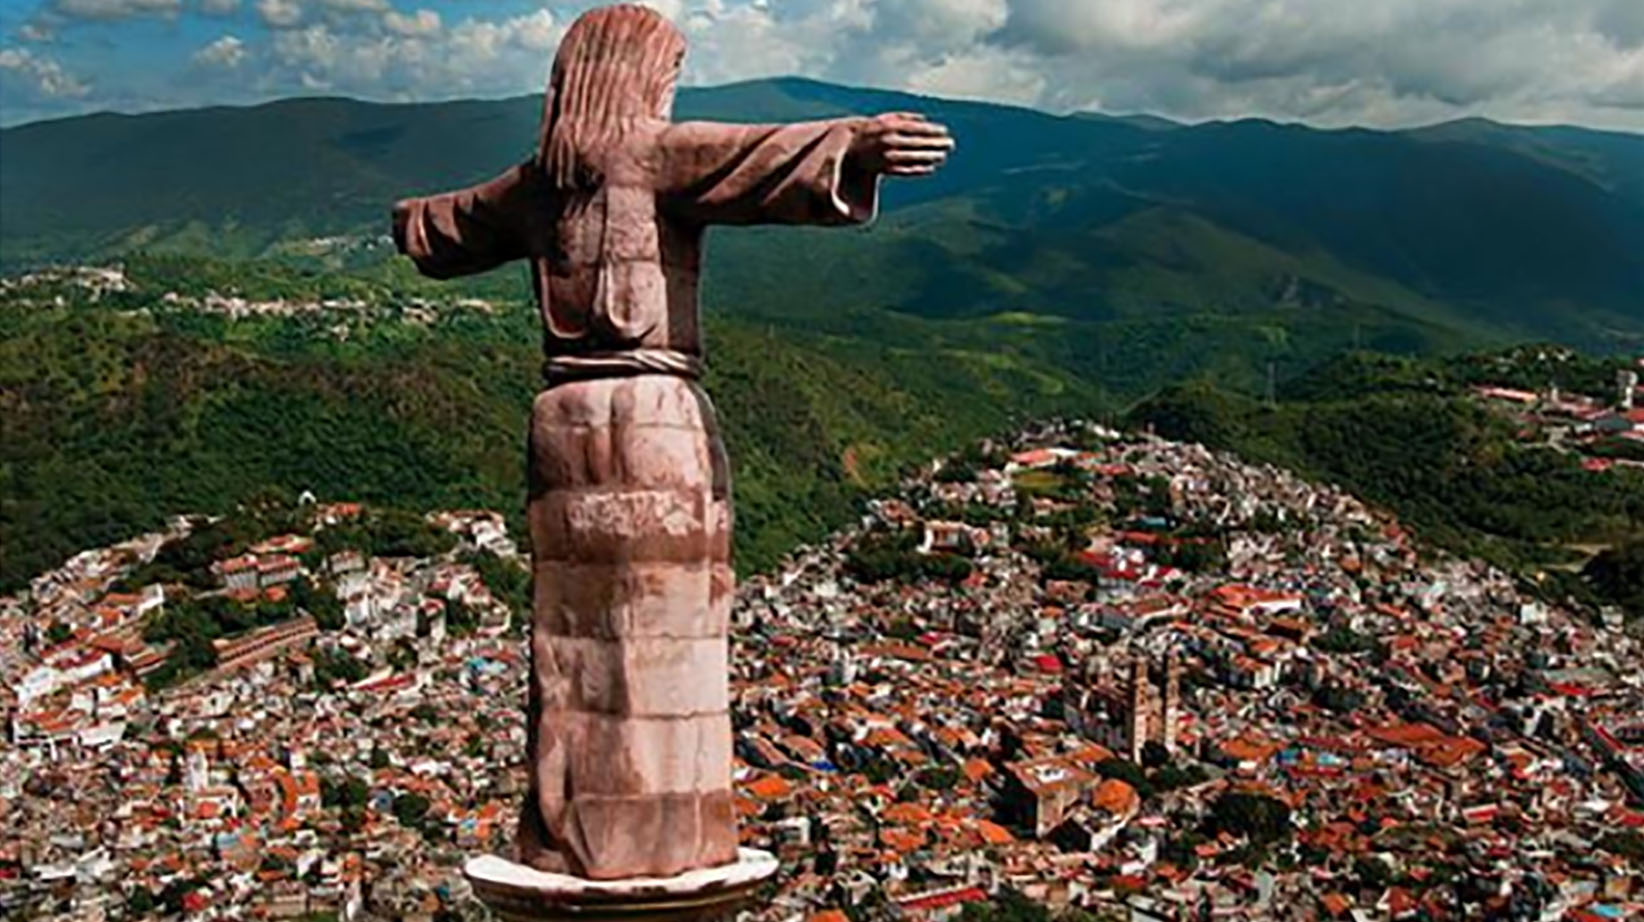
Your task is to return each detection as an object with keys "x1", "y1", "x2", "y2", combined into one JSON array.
[{"x1": 1, "y1": 0, "x2": 1641, "y2": 130}]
